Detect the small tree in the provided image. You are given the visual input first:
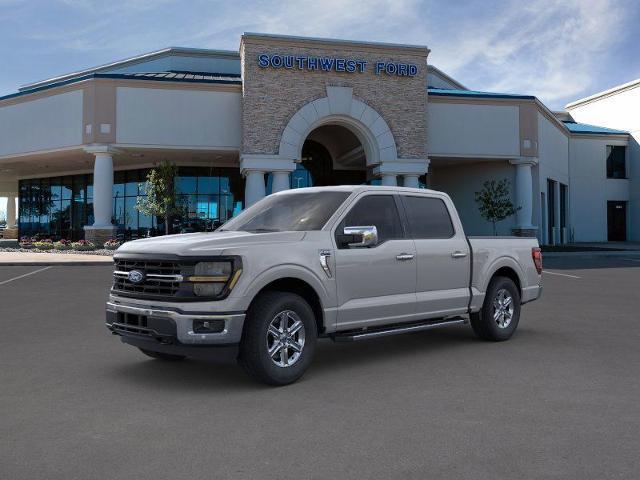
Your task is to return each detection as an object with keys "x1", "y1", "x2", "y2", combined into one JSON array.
[
  {"x1": 474, "y1": 179, "x2": 519, "y2": 236},
  {"x1": 136, "y1": 161, "x2": 182, "y2": 235}
]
